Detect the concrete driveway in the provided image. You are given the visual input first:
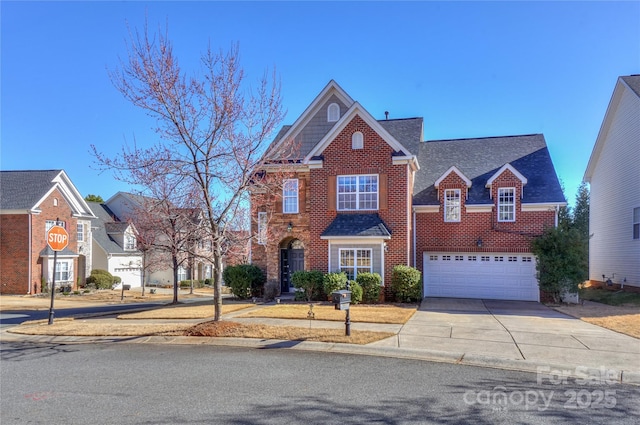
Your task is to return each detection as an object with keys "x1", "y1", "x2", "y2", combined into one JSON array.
[{"x1": 371, "y1": 298, "x2": 640, "y2": 373}]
